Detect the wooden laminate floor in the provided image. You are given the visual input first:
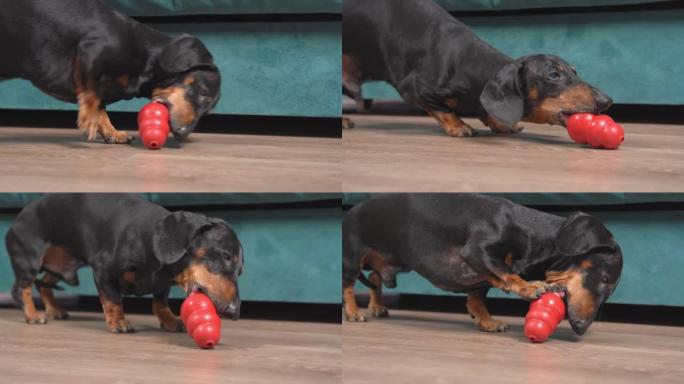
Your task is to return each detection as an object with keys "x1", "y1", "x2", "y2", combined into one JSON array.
[
  {"x1": 0, "y1": 309, "x2": 340, "y2": 384},
  {"x1": 343, "y1": 115, "x2": 684, "y2": 192},
  {"x1": 0, "y1": 127, "x2": 340, "y2": 192},
  {"x1": 342, "y1": 310, "x2": 684, "y2": 384}
]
